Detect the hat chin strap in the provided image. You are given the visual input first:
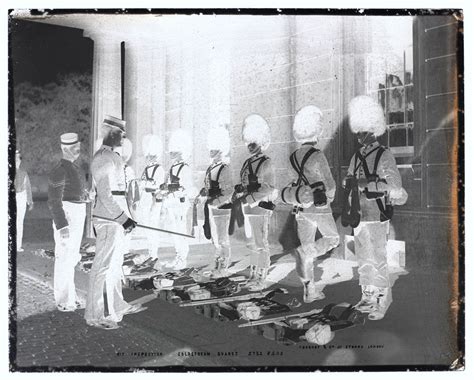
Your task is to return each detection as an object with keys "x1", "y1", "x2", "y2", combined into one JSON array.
[
  {"x1": 61, "y1": 145, "x2": 79, "y2": 162},
  {"x1": 359, "y1": 132, "x2": 376, "y2": 146}
]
